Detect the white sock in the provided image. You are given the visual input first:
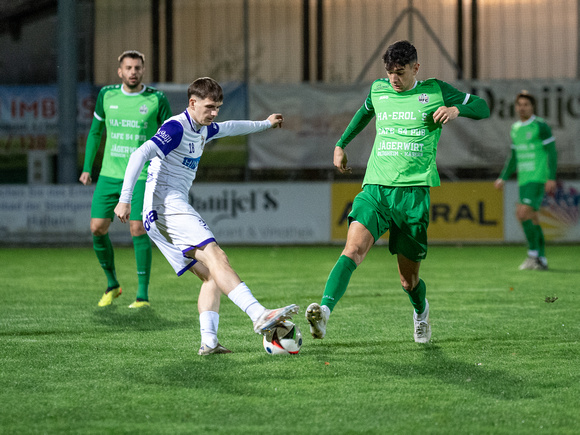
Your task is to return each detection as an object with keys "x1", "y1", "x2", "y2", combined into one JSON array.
[
  {"x1": 527, "y1": 250, "x2": 539, "y2": 258},
  {"x1": 199, "y1": 311, "x2": 219, "y2": 348},
  {"x1": 414, "y1": 300, "x2": 429, "y2": 322},
  {"x1": 227, "y1": 282, "x2": 265, "y2": 322}
]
